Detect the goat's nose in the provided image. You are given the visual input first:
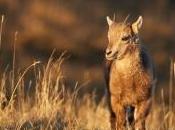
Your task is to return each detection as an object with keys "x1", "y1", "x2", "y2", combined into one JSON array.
[{"x1": 106, "y1": 49, "x2": 112, "y2": 56}]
